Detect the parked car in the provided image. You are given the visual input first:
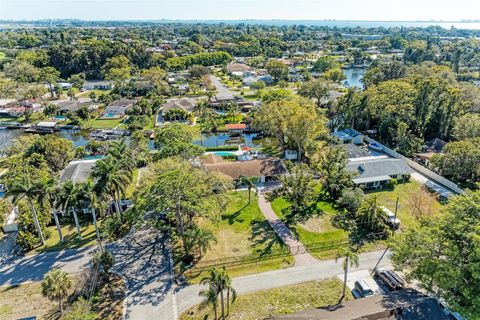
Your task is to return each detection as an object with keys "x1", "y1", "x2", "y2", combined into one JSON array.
[
  {"x1": 175, "y1": 274, "x2": 188, "y2": 286},
  {"x1": 381, "y1": 206, "x2": 401, "y2": 229},
  {"x1": 354, "y1": 280, "x2": 374, "y2": 297}
]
